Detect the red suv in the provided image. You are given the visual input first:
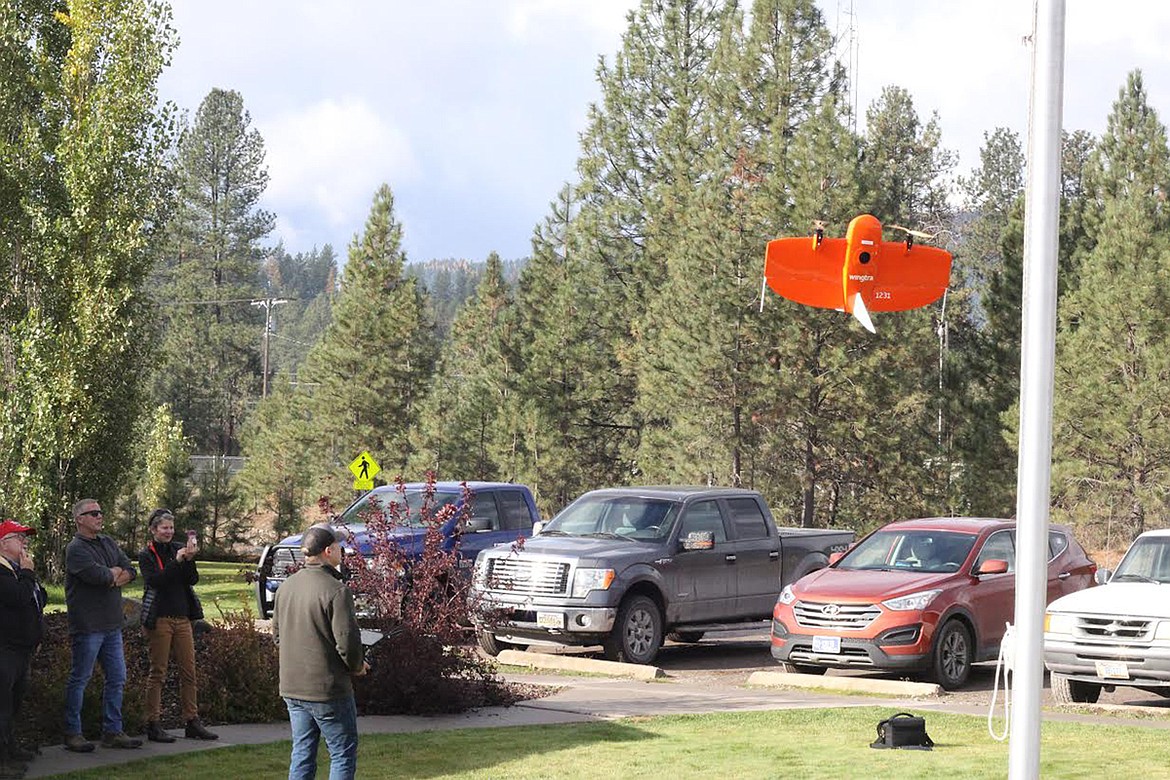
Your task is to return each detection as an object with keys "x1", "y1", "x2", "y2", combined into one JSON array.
[{"x1": 770, "y1": 517, "x2": 1096, "y2": 689}]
